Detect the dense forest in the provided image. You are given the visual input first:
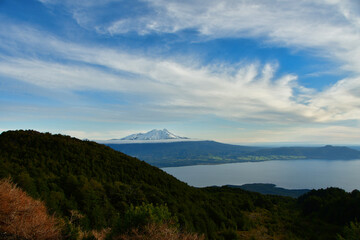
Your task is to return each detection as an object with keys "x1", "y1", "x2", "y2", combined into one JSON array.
[
  {"x1": 107, "y1": 141, "x2": 360, "y2": 167},
  {"x1": 1, "y1": 130, "x2": 360, "y2": 239}
]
